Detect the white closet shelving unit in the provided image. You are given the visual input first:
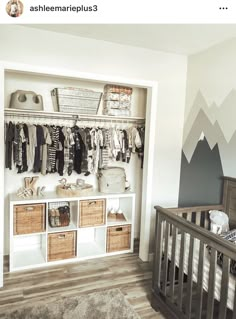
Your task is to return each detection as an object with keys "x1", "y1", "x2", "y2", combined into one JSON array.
[
  {"x1": 0, "y1": 62, "x2": 158, "y2": 285},
  {"x1": 9, "y1": 191, "x2": 135, "y2": 272}
]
